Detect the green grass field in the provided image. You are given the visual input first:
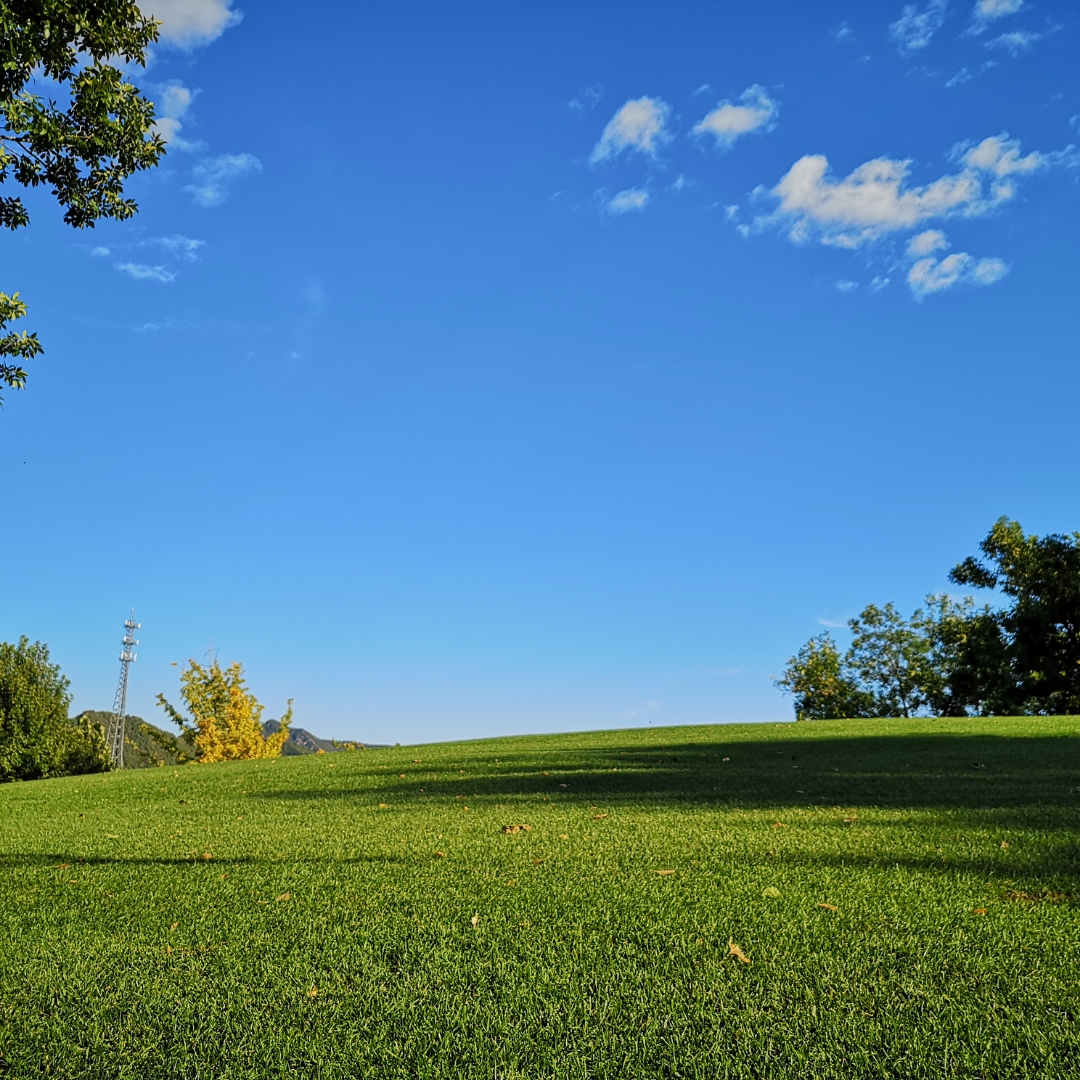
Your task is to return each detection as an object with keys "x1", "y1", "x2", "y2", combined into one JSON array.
[{"x1": 1, "y1": 716, "x2": 1078, "y2": 1079}]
